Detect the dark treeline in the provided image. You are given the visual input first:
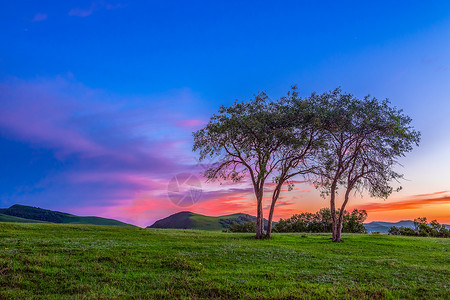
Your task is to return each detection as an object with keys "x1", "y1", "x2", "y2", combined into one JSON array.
[
  {"x1": 228, "y1": 208, "x2": 367, "y2": 233},
  {"x1": 274, "y1": 208, "x2": 367, "y2": 233},
  {"x1": 389, "y1": 217, "x2": 450, "y2": 238}
]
